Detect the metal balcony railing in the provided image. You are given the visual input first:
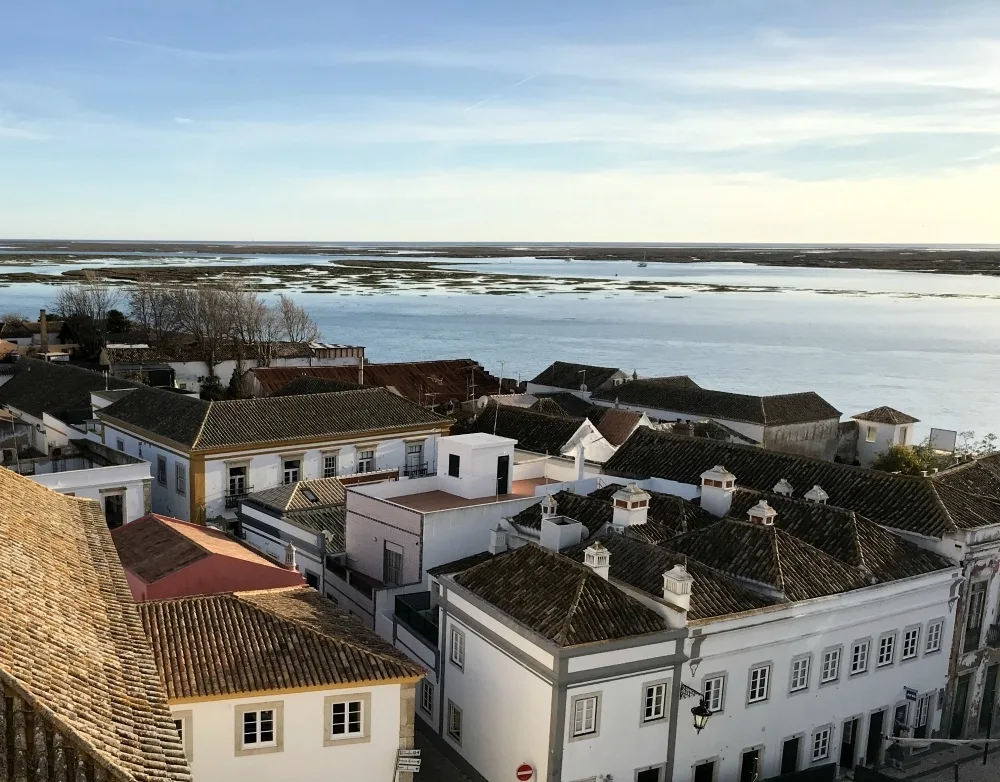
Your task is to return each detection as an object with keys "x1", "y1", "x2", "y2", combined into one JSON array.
[
  {"x1": 986, "y1": 625, "x2": 1000, "y2": 649},
  {"x1": 403, "y1": 462, "x2": 430, "y2": 478},
  {"x1": 224, "y1": 487, "x2": 253, "y2": 509},
  {"x1": 395, "y1": 592, "x2": 439, "y2": 647}
]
